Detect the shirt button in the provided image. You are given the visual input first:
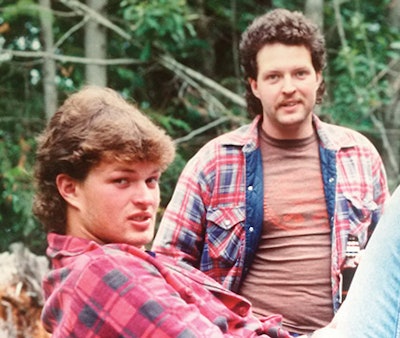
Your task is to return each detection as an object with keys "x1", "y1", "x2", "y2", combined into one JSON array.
[
  {"x1": 329, "y1": 177, "x2": 335, "y2": 183},
  {"x1": 247, "y1": 185, "x2": 253, "y2": 191},
  {"x1": 224, "y1": 220, "x2": 231, "y2": 226},
  {"x1": 249, "y1": 227, "x2": 254, "y2": 233}
]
